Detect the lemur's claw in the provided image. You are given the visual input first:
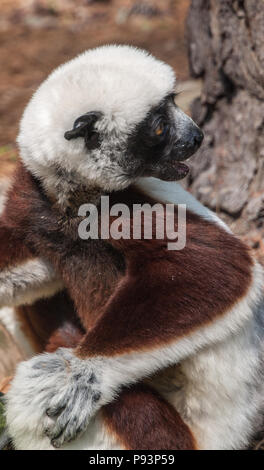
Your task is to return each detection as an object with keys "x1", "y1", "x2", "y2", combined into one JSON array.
[{"x1": 6, "y1": 348, "x2": 104, "y2": 448}]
